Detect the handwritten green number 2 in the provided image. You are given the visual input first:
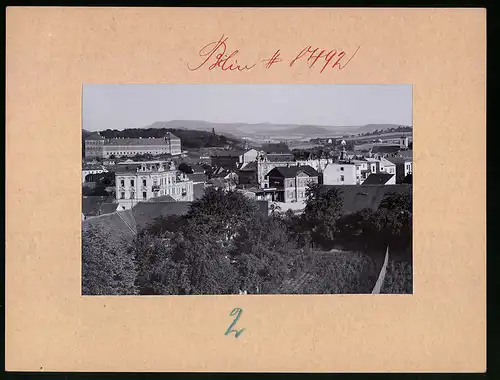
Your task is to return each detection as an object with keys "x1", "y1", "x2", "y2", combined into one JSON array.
[{"x1": 225, "y1": 308, "x2": 246, "y2": 338}]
